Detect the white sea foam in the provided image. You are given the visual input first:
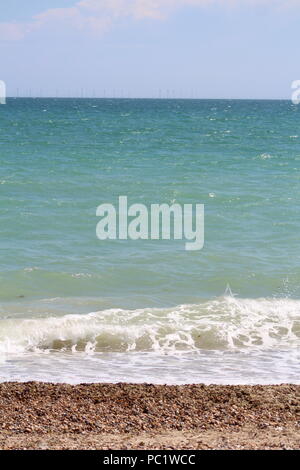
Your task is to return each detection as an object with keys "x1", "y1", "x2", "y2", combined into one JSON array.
[
  {"x1": 0, "y1": 296, "x2": 299, "y2": 356},
  {"x1": 259, "y1": 153, "x2": 272, "y2": 160}
]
